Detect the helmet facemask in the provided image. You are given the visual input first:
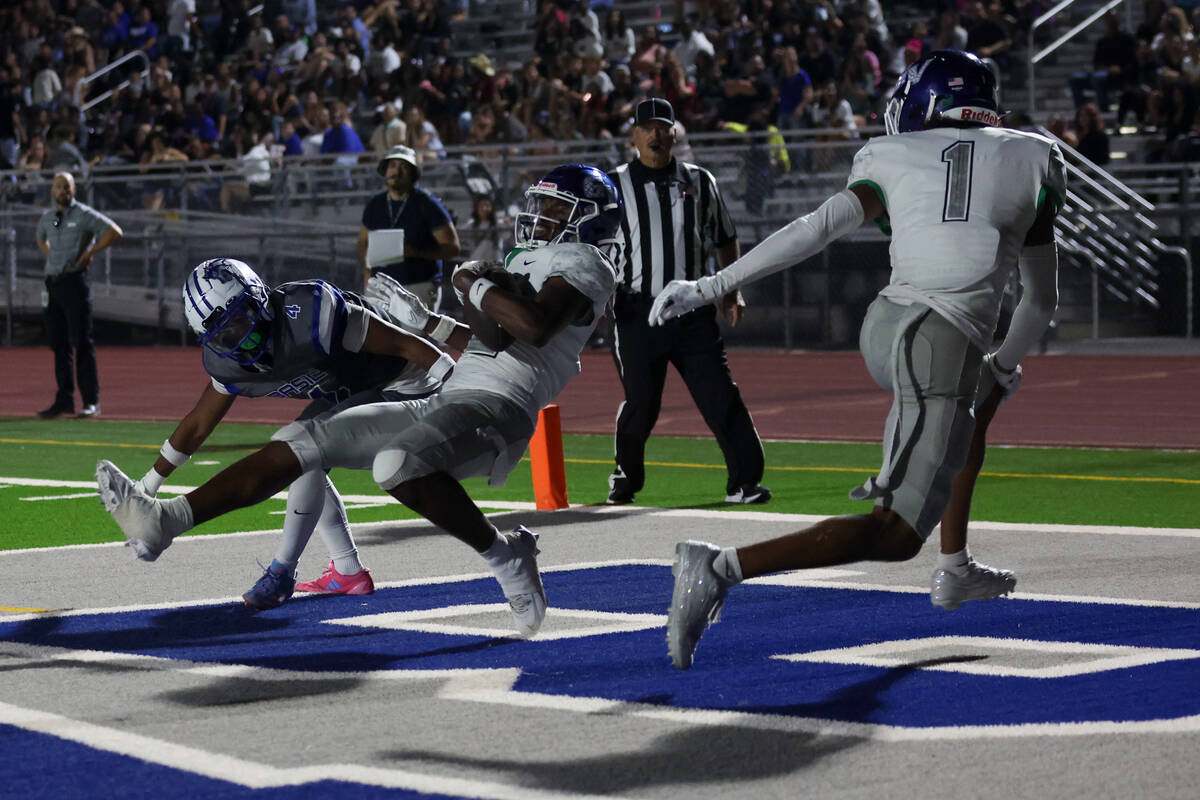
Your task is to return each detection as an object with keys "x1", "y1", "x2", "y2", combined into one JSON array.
[
  {"x1": 197, "y1": 291, "x2": 271, "y2": 366},
  {"x1": 516, "y1": 188, "x2": 591, "y2": 249}
]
